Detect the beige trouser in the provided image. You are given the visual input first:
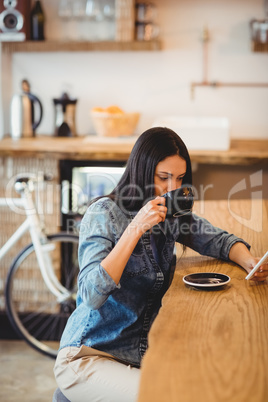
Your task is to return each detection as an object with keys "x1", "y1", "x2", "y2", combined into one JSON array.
[{"x1": 54, "y1": 345, "x2": 141, "y2": 402}]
